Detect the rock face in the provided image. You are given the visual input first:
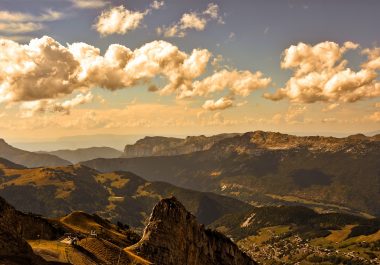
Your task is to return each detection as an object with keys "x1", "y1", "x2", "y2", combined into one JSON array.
[
  {"x1": 128, "y1": 197, "x2": 257, "y2": 265},
  {"x1": 0, "y1": 196, "x2": 52, "y2": 265},
  {"x1": 123, "y1": 134, "x2": 239, "y2": 158},
  {"x1": 211, "y1": 131, "x2": 380, "y2": 154},
  {"x1": 0, "y1": 138, "x2": 71, "y2": 168}
]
